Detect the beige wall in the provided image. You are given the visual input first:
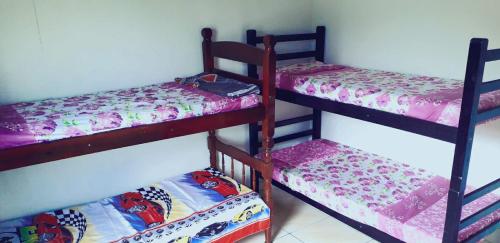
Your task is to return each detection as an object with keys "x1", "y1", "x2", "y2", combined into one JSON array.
[
  {"x1": 312, "y1": 0, "x2": 500, "y2": 187},
  {"x1": 0, "y1": 0, "x2": 312, "y2": 220}
]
